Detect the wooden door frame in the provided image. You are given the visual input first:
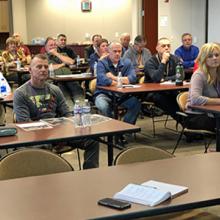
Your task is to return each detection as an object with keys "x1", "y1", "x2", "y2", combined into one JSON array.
[{"x1": 142, "y1": 0, "x2": 158, "y2": 54}]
